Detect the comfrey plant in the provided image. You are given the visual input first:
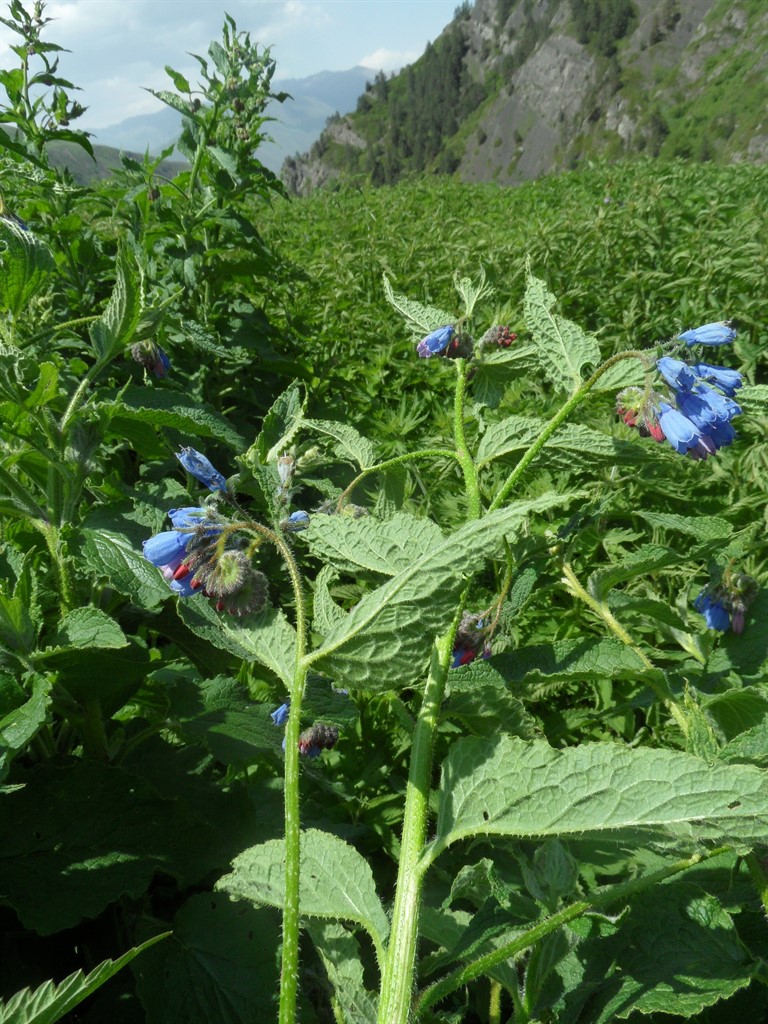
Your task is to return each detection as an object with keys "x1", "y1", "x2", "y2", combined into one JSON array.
[{"x1": 133, "y1": 269, "x2": 767, "y2": 1024}]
